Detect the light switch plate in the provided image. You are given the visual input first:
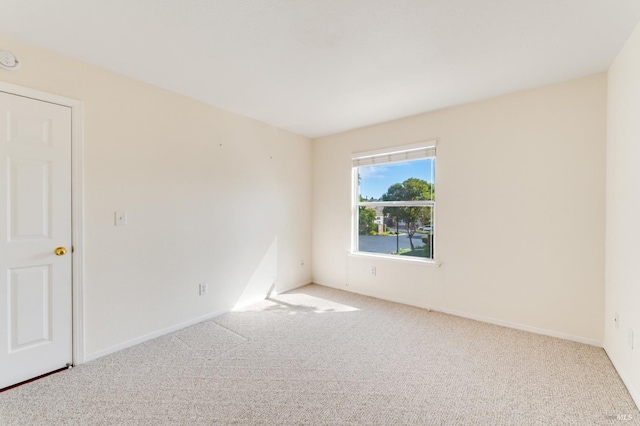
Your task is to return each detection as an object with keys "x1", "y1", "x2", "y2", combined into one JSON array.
[{"x1": 115, "y1": 211, "x2": 127, "y2": 226}]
